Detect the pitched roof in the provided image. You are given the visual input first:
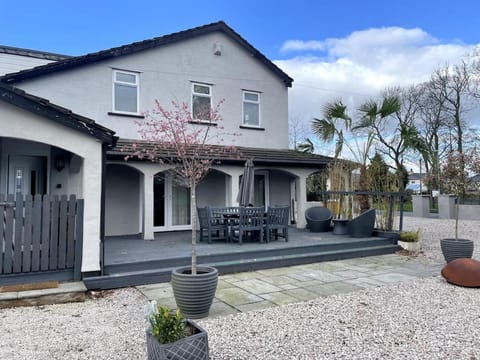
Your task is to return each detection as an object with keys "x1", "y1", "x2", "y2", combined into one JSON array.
[
  {"x1": 1, "y1": 21, "x2": 293, "y2": 87},
  {"x1": 0, "y1": 45, "x2": 70, "y2": 61},
  {"x1": 0, "y1": 82, "x2": 117, "y2": 145},
  {"x1": 110, "y1": 139, "x2": 331, "y2": 168}
]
